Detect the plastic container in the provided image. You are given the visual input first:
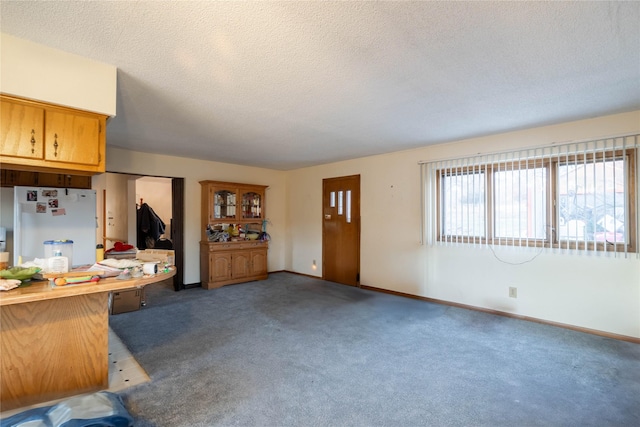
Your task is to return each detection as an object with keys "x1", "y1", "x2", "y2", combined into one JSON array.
[
  {"x1": 44, "y1": 240, "x2": 74, "y2": 268},
  {"x1": 47, "y1": 255, "x2": 69, "y2": 273},
  {"x1": 0, "y1": 251, "x2": 9, "y2": 270},
  {"x1": 96, "y1": 244, "x2": 104, "y2": 262}
]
